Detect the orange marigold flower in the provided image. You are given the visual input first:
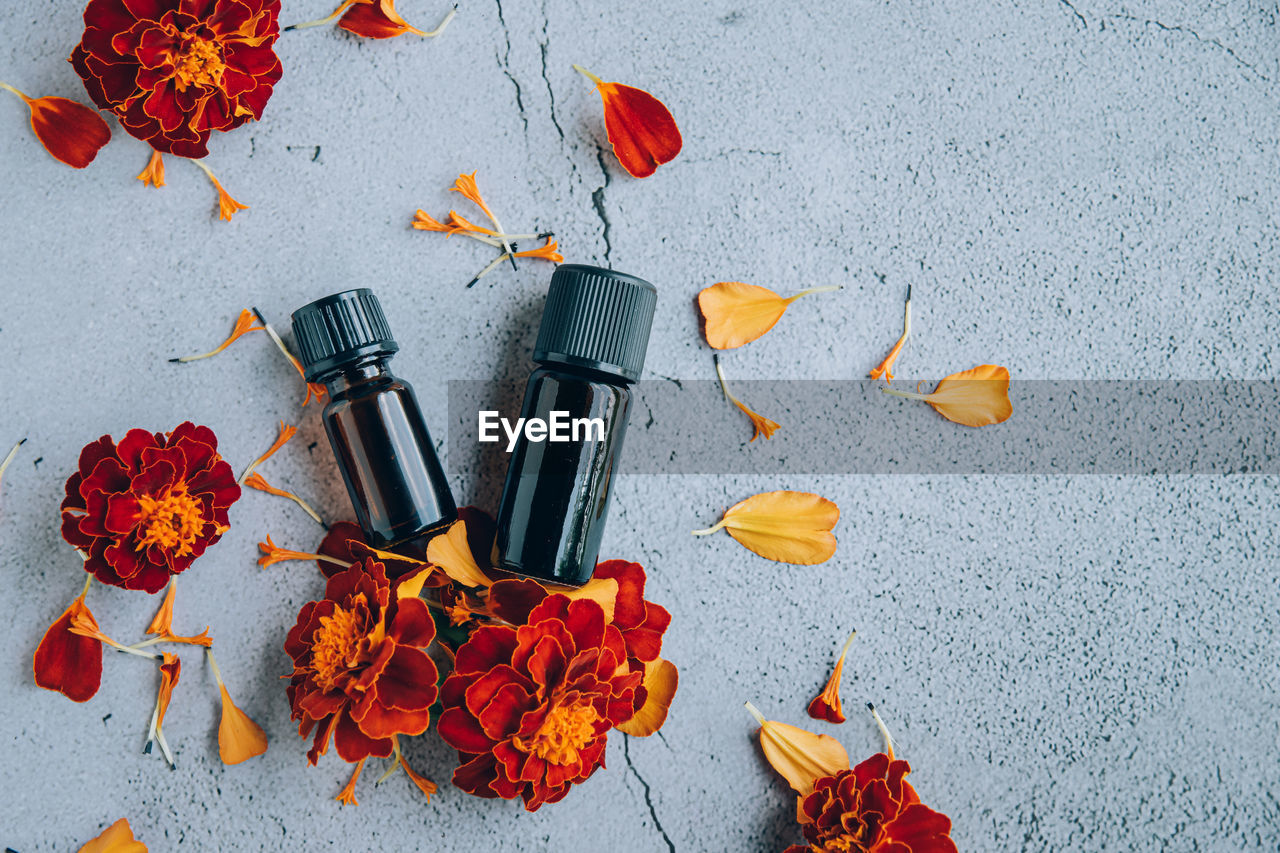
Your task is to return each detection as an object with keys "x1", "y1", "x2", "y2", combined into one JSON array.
[
  {"x1": 883, "y1": 364, "x2": 1013, "y2": 427},
  {"x1": 573, "y1": 65, "x2": 681, "y2": 179},
  {"x1": 77, "y1": 818, "x2": 147, "y2": 853},
  {"x1": 285, "y1": 559, "x2": 439, "y2": 766},
  {"x1": 438, "y1": 595, "x2": 645, "y2": 810},
  {"x1": 71, "y1": 0, "x2": 282, "y2": 158},
  {"x1": 0, "y1": 82, "x2": 111, "y2": 168},
  {"x1": 784, "y1": 752, "x2": 957, "y2": 853},
  {"x1": 33, "y1": 576, "x2": 103, "y2": 702},
  {"x1": 170, "y1": 309, "x2": 263, "y2": 362},
  {"x1": 209, "y1": 649, "x2": 269, "y2": 764},
  {"x1": 60, "y1": 424, "x2": 241, "y2": 594},
  {"x1": 136, "y1": 150, "x2": 165, "y2": 188},
  {"x1": 807, "y1": 628, "x2": 857, "y2": 724}
]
